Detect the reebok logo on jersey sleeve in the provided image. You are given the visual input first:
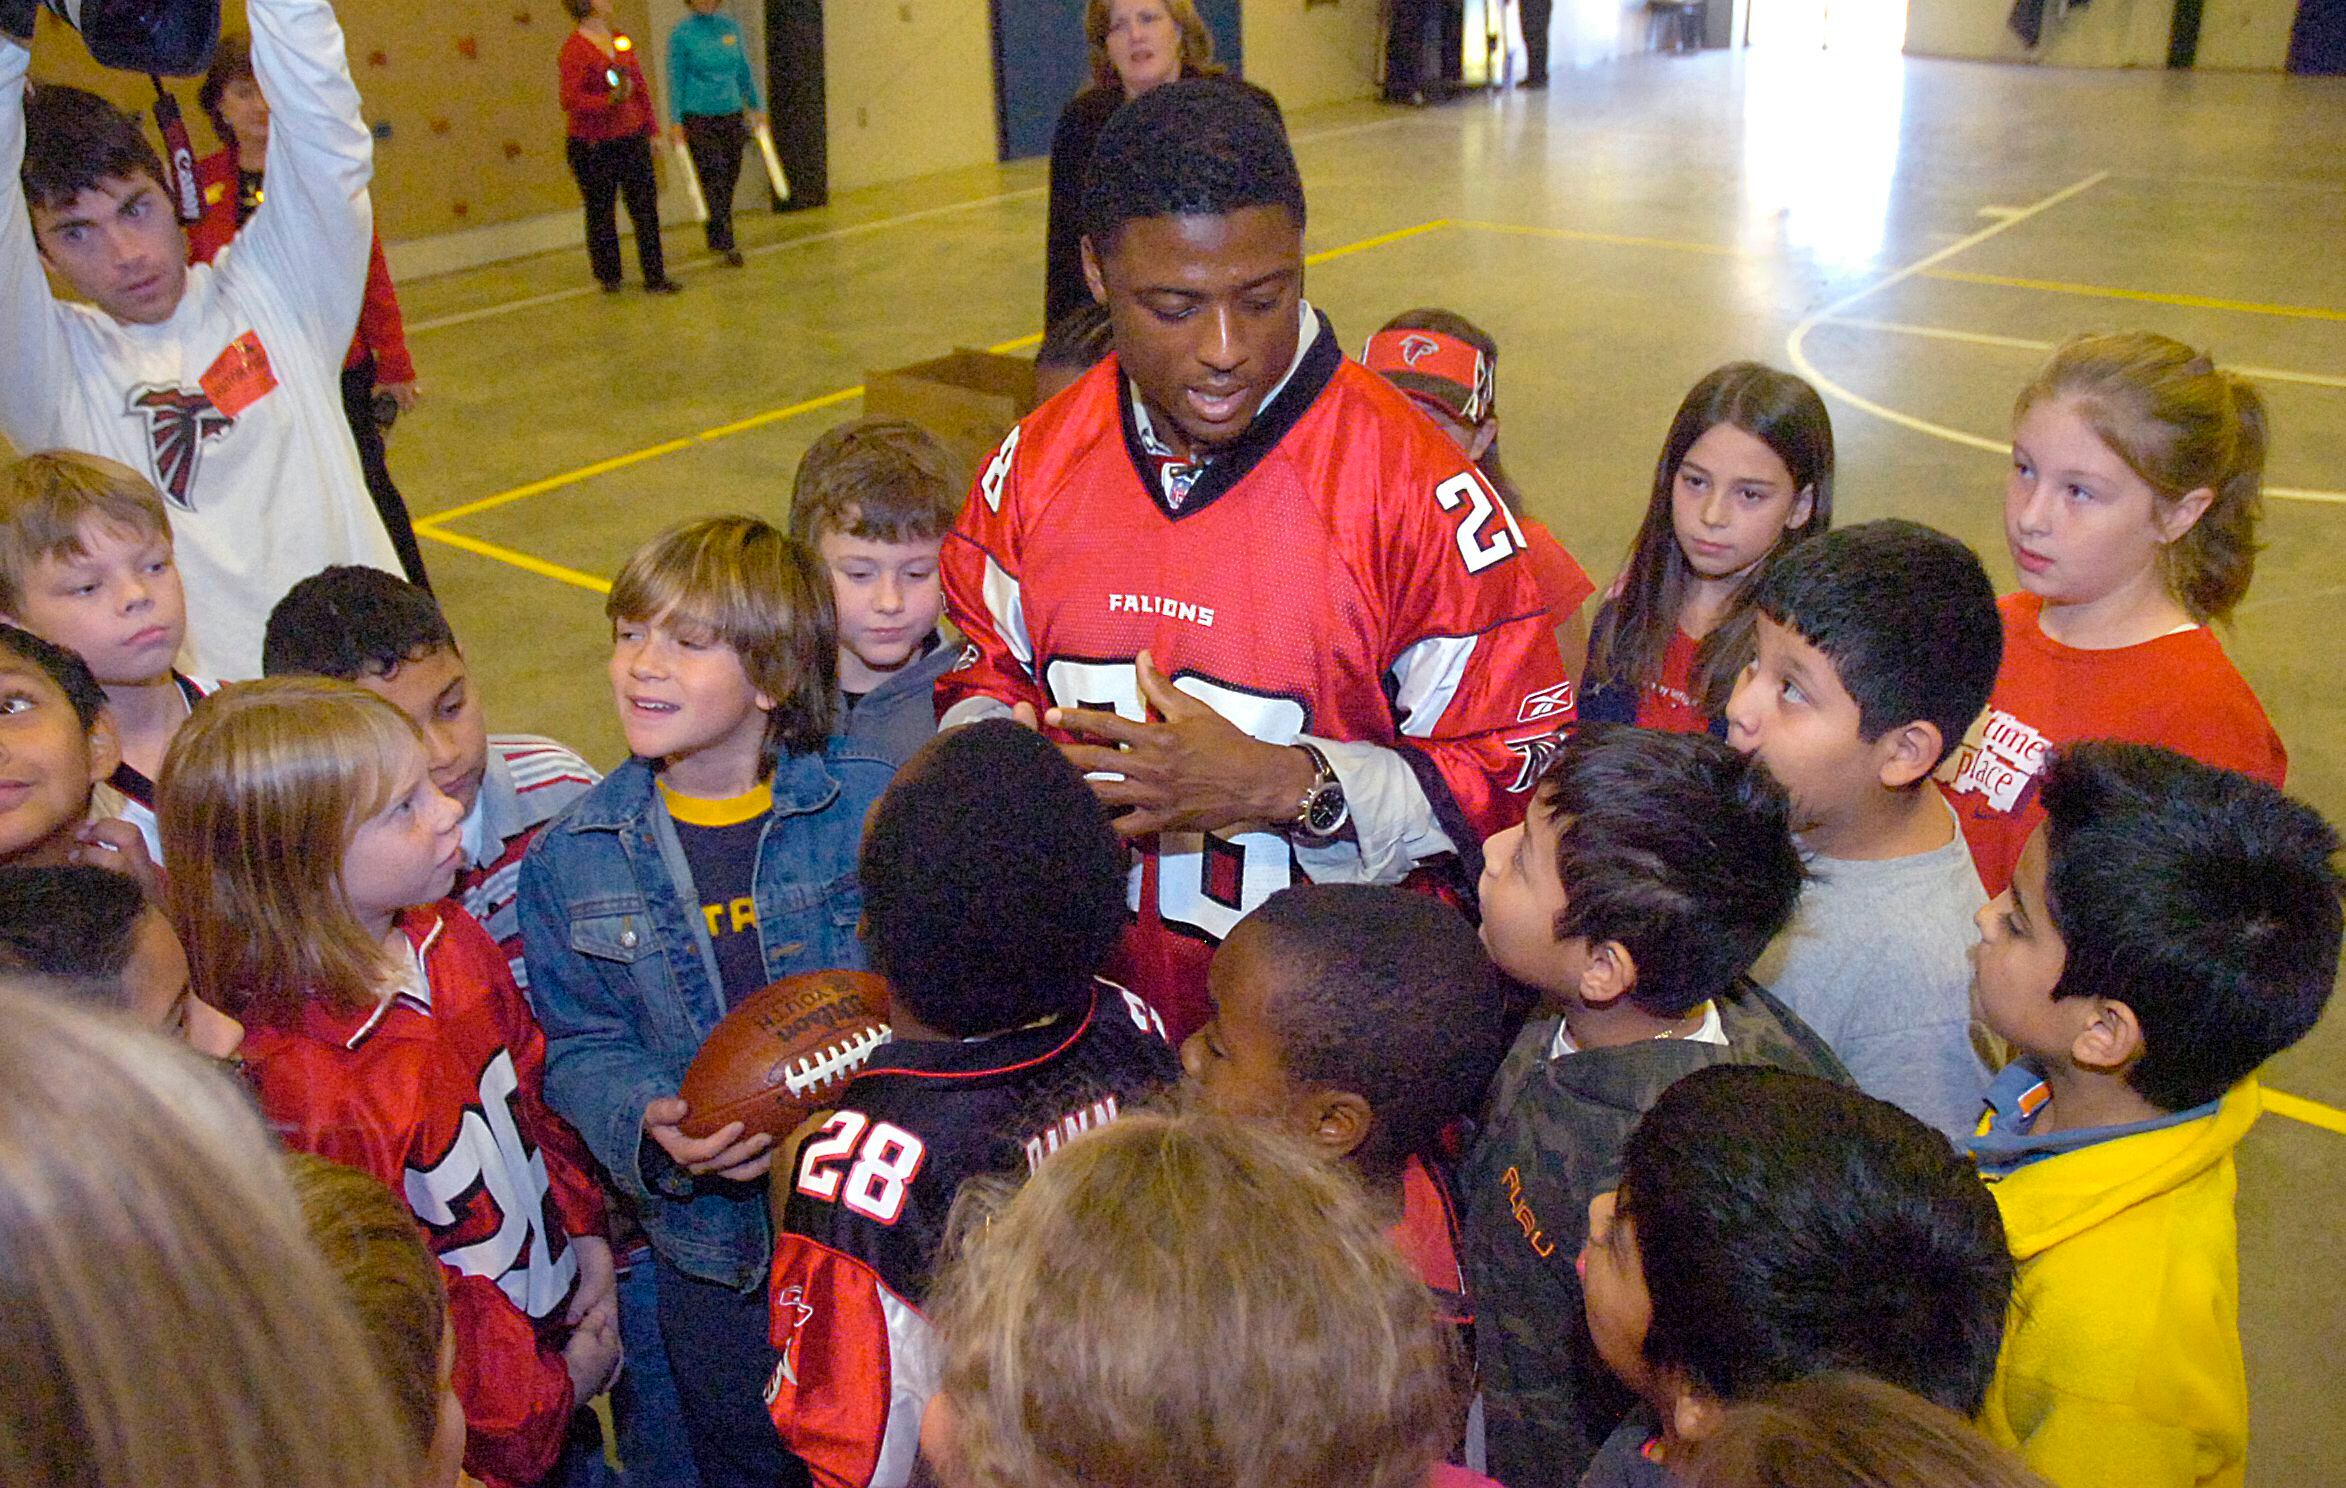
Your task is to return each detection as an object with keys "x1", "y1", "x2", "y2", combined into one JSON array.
[{"x1": 1517, "y1": 681, "x2": 1574, "y2": 724}]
